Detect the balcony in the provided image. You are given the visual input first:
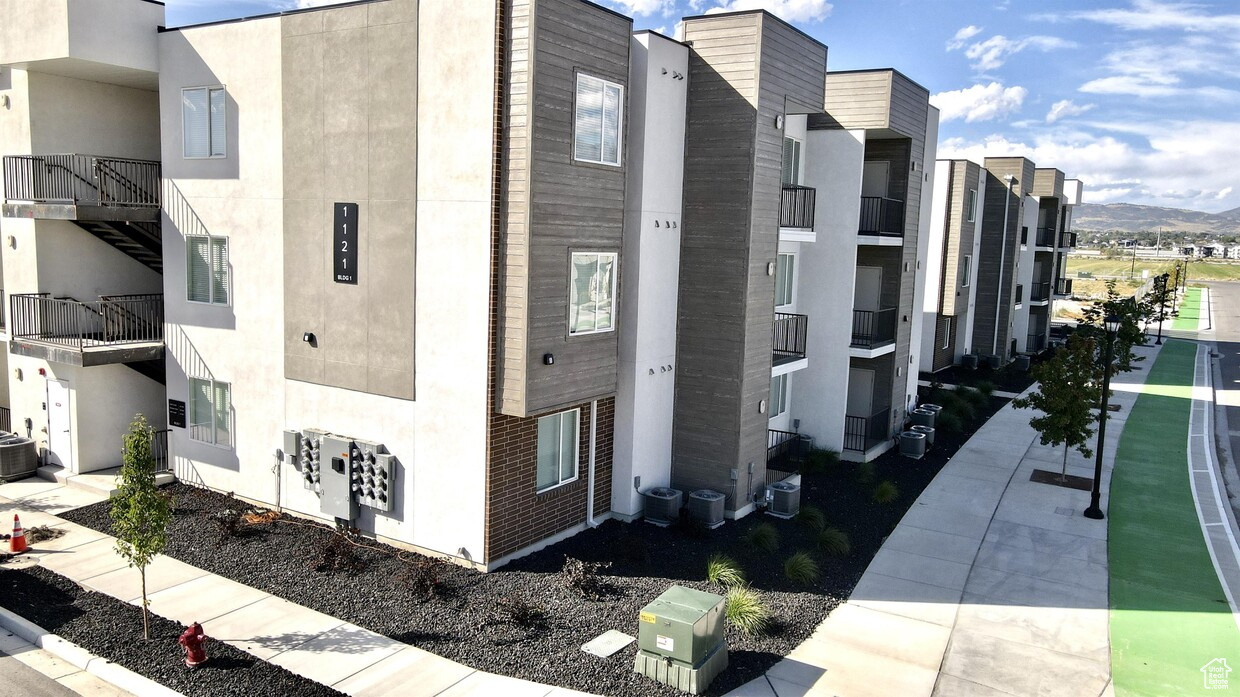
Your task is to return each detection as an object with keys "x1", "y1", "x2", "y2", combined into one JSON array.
[
  {"x1": 773, "y1": 312, "x2": 808, "y2": 366},
  {"x1": 850, "y1": 308, "x2": 896, "y2": 355},
  {"x1": 1056, "y1": 278, "x2": 1074, "y2": 296},
  {"x1": 1059, "y1": 232, "x2": 1077, "y2": 249},
  {"x1": 4, "y1": 154, "x2": 160, "y2": 220},
  {"x1": 8, "y1": 293, "x2": 164, "y2": 366},
  {"x1": 1034, "y1": 227, "x2": 1056, "y2": 248},
  {"x1": 844, "y1": 408, "x2": 890, "y2": 453},
  {"x1": 767, "y1": 429, "x2": 808, "y2": 475},
  {"x1": 858, "y1": 197, "x2": 904, "y2": 238},
  {"x1": 1030, "y1": 282, "x2": 1051, "y2": 303},
  {"x1": 1026, "y1": 333, "x2": 1047, "y2": 353},
  {"x1": 779, "y1": 185, "x2": 816, "y2": 230}
]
